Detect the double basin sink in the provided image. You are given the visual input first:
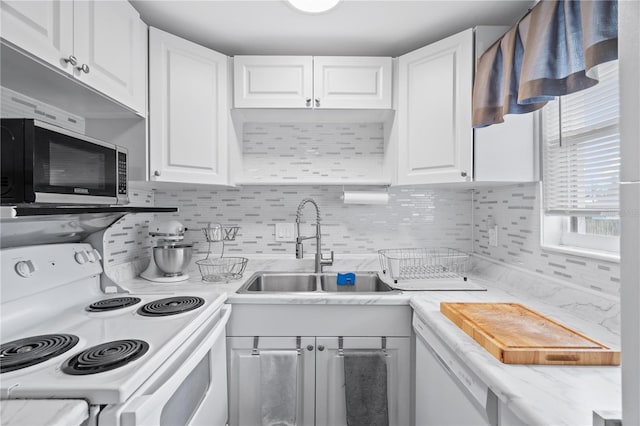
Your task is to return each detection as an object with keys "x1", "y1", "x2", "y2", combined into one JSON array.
[{"x1": 237, "y1": 271, "x2": 398, "y2": 294}]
